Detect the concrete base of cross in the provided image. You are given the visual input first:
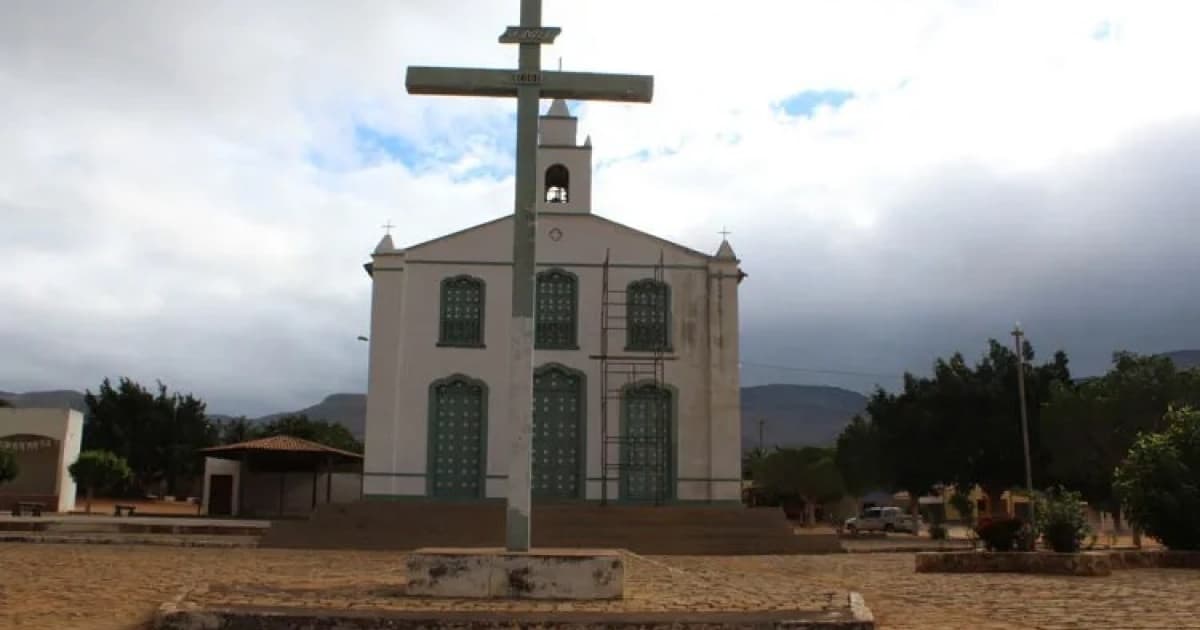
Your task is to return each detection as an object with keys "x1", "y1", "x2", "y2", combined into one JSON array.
[{"x1": 405, "y1": 547, "x2": 624, "y2": 600}]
